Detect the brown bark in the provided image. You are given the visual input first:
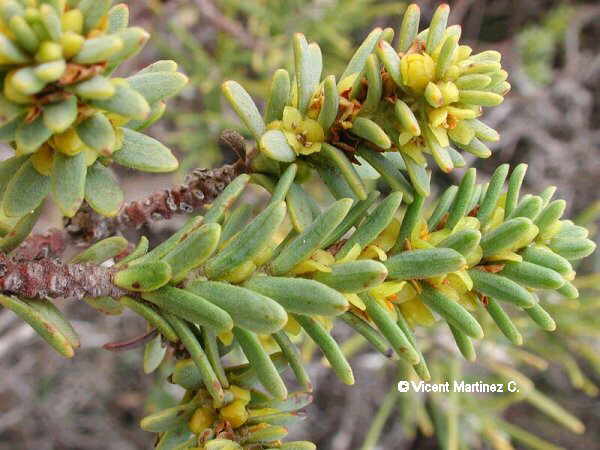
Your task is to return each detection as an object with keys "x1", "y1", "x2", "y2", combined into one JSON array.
[
  {"x1": 0, "y1": 253, "x2": 125, "y2": 300},
  {"x1": 64, "y1": 158, "x2": 247, "y2": 243}
]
